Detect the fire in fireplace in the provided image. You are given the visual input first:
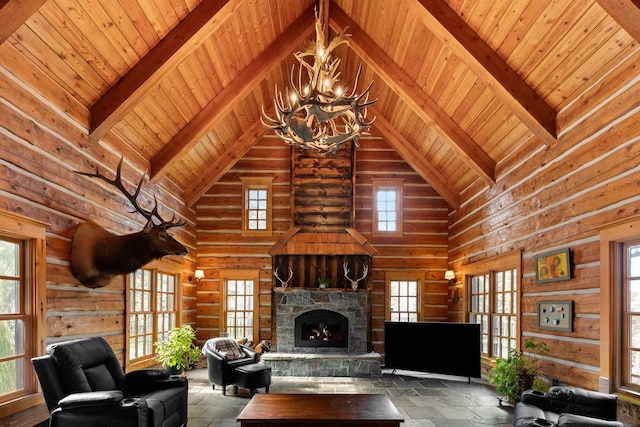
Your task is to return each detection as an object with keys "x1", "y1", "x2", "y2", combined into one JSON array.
[{"x1": 295, "y1": 309, "x2": 348, "y2": 348}]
